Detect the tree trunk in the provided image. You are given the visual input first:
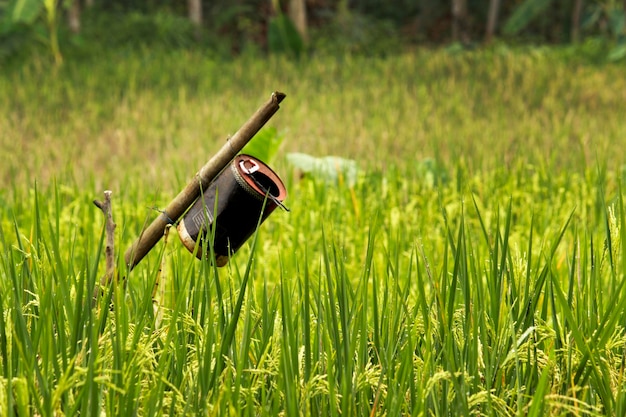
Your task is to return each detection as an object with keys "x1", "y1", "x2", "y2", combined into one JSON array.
[
  {"x1": 451, "y1": 0, "x2": 468, "y2": 43},
  {"x1": 485, "y1": 0, "x2": 500, "y2": 44},
  {"x1": 571, "y1": 0, "x2": 583, "y2": 43},
  {"x1": 85, "y1": 0, "x2": 94, "y2": 7},
  {"x1": 68, "y1": 0, "x2": 80, "y2": 34},
  {"x1": 188, "y1": 0, "x2": 202, "y2": 39},
  {"x1": 289, "y1": 0, "x2": 307, "y2": 41}
]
